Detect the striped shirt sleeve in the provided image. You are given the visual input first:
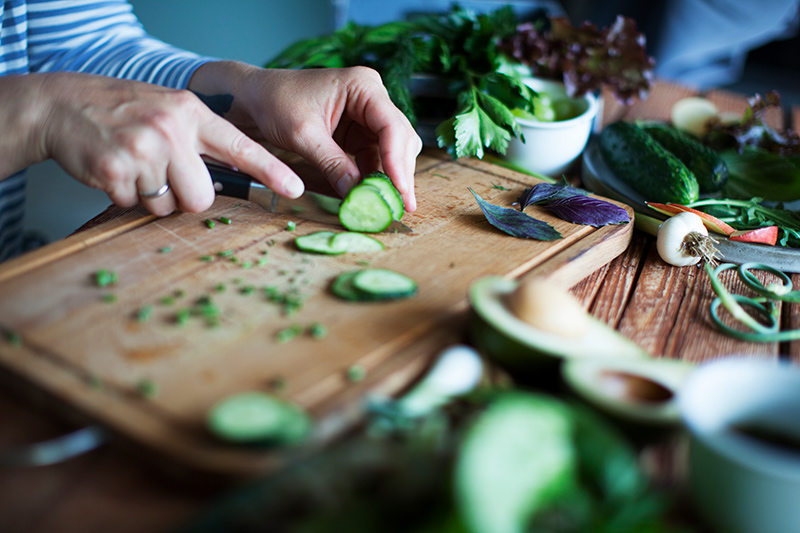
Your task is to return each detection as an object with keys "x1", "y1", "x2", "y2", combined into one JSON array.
[{"x1": 25, "y1": 0, "x2": 217, "y2": 88}]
